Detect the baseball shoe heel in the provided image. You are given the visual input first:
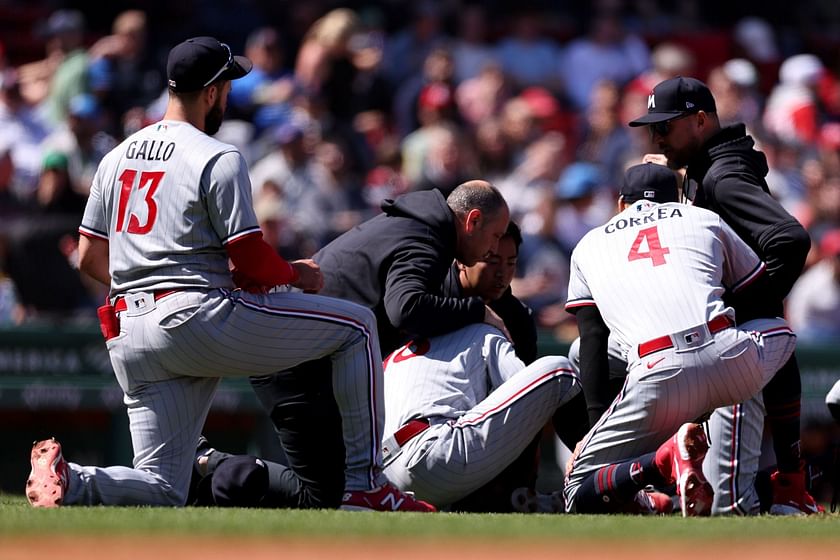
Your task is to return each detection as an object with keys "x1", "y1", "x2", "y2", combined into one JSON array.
[
  {"x1": 656, "y1": 423, "x2": 712, "y2": 516},
  {"x1": 340, "y1": 483, "x2": 436, "y2": 512},
  {"x1": 769, "y1": 468, "x2": 825, "y2": 515},
  {"x1": 26, "y1": 438, "x2": 69, "y2": 508}
]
